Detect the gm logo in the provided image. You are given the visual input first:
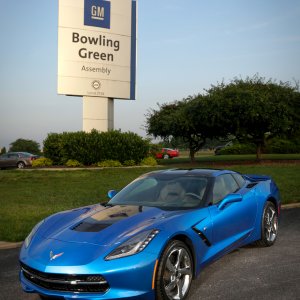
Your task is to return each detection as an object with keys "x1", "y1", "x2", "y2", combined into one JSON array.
[{"x1": 84, "y1": 0, "x2": 111, "y2": 29}]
